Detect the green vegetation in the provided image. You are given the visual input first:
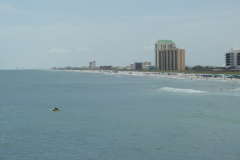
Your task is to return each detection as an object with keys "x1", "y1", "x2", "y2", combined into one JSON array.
[
  {"x1": 52, "y1": 65, "x2": 240, "y2": 75},
  {"x1": 137, "y1": 70, "x2": 239, "y2": 75}
]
